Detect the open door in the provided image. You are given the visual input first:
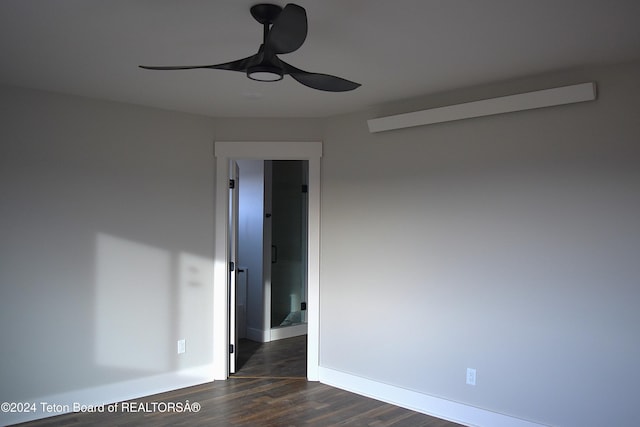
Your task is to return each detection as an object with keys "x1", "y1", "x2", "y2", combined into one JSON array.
[
  {"x1": 228, "y1": 161, "x2": 239, "y2": 374},
  {"x1": 214, "y1": 141, "x2": 321, "y2": 381}
]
